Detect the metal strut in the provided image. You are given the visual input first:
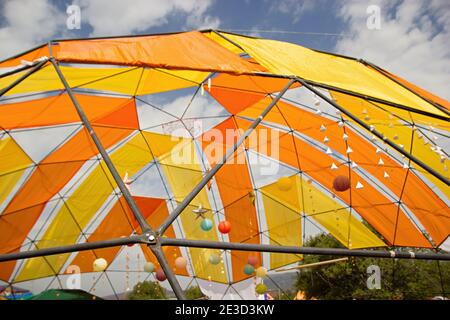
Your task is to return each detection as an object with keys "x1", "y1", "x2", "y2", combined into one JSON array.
[
  {"x1": 295, "y1": 77, "x2": 450, "y2": 186},
  {"x1": 0, "y1": 59, "x2": 48, "y2": 96},
  {"x1": 160, "y1": 238, "x2": 450, "y2": 261},
  {"x1": 157, "y1": 78, "x2": 296, "y2": 235},
  {"x1": 50, "y1": 58, "x2": 153, "y2": 233}
]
